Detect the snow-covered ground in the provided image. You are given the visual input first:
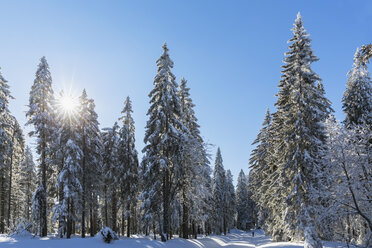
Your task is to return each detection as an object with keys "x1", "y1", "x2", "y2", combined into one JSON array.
[{"x1": 0, "y1": 229, "x2": 354, "y2": 248}]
